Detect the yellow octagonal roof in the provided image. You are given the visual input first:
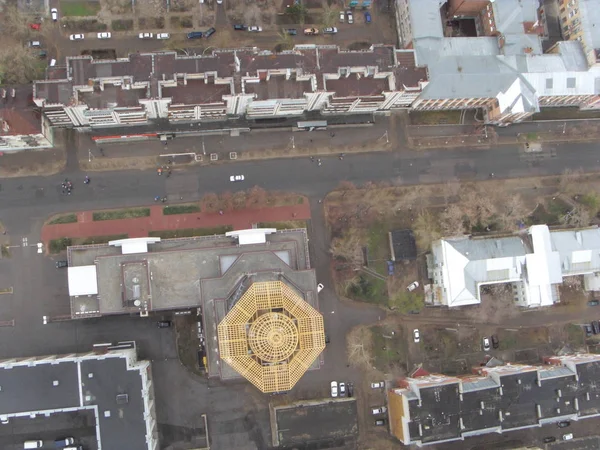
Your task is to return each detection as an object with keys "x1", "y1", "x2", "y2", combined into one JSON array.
[{"x1": 217, "y1": 280, "x2": 325, "y2": 393}]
